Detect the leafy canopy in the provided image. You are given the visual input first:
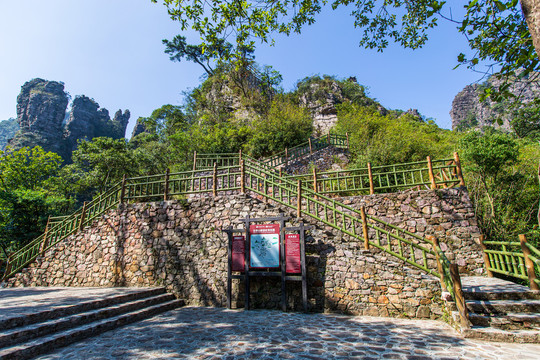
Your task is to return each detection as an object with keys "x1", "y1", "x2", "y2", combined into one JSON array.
[{"x1": 153, "y1": 0, "x2": 538, "y2": 82}]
